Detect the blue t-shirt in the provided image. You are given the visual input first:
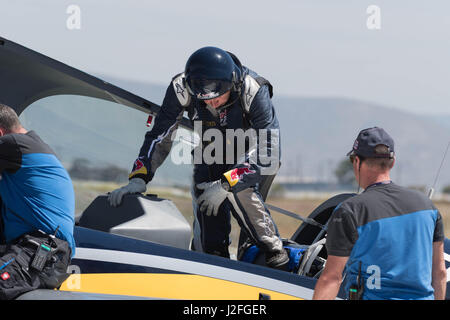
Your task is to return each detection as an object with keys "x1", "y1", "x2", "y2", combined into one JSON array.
[
  {"x1": 326, "y1": 182, "x2": 444, "y2": 300},
  {"x1": 0, "y1": 131, "x2": 75, "y2": 256}
]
